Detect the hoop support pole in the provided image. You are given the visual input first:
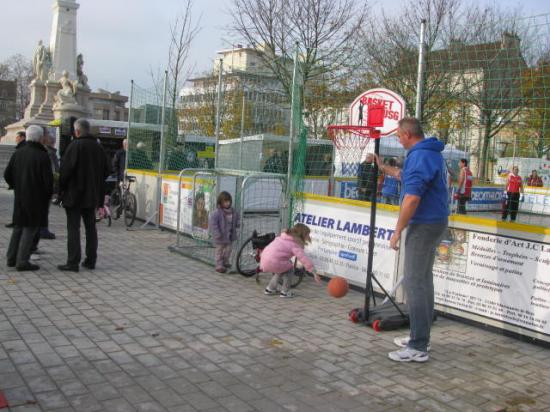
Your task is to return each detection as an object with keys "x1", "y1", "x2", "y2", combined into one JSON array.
[{"x1": 363, "y1": 135, "x2": 380, "y2": 321}]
